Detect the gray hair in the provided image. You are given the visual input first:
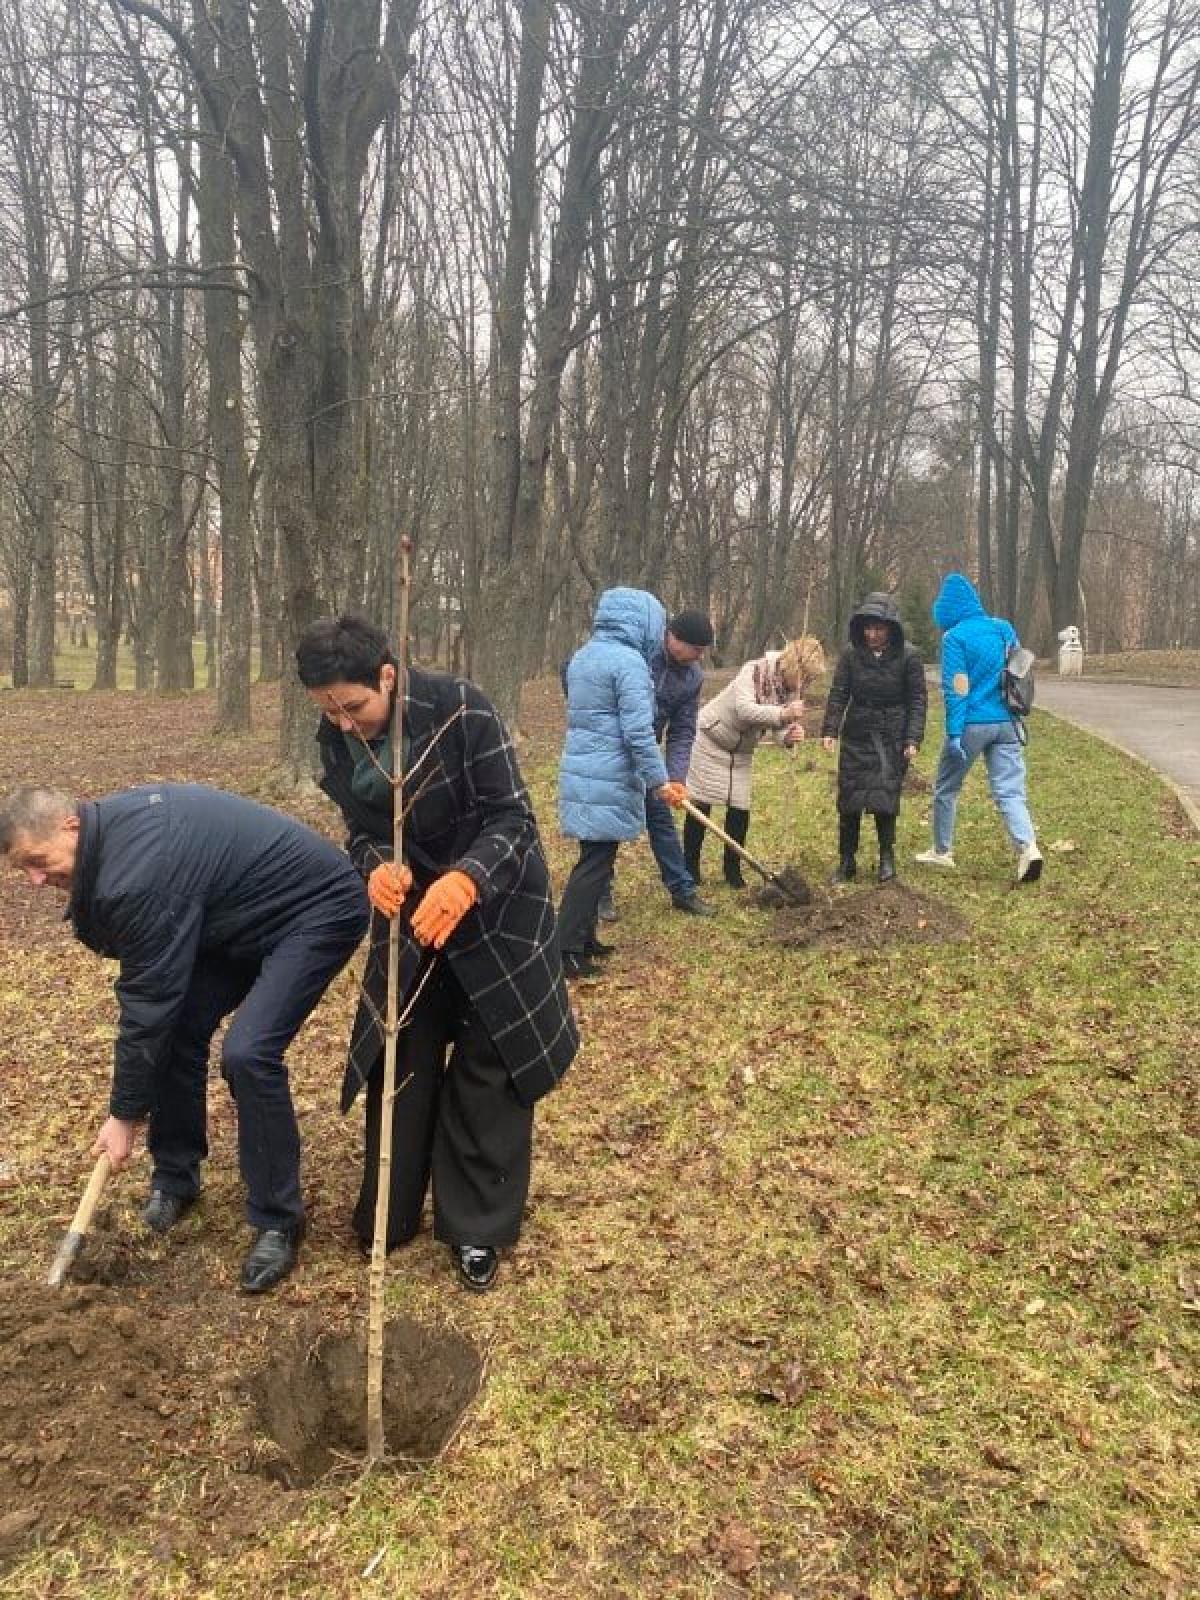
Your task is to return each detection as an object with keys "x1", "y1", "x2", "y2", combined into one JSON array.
[{"x1": 0, "y1": 787, "x2": 78, "y2": 854}]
